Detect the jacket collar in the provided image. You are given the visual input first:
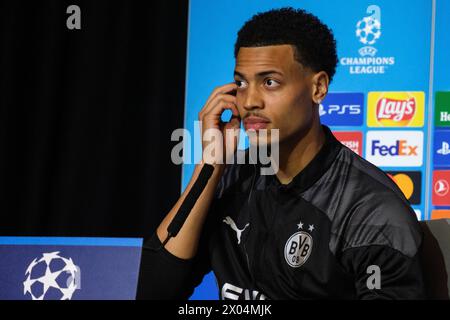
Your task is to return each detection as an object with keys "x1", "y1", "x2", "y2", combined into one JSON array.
[{"x1": 256, "y1": 124, "x2": 342, "y2": 194}]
